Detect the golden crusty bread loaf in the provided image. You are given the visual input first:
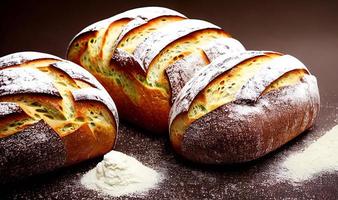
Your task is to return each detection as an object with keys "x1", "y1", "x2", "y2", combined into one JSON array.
[
  {"x1": 67, "y1": 7, "x2": 245, "y2": 133},
  {"x1": 0, "y1": 52, "x2": 118, "y2": 183},
  {"x1": 169, "y1": 51, "x2": 320, "y2": 164}
]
